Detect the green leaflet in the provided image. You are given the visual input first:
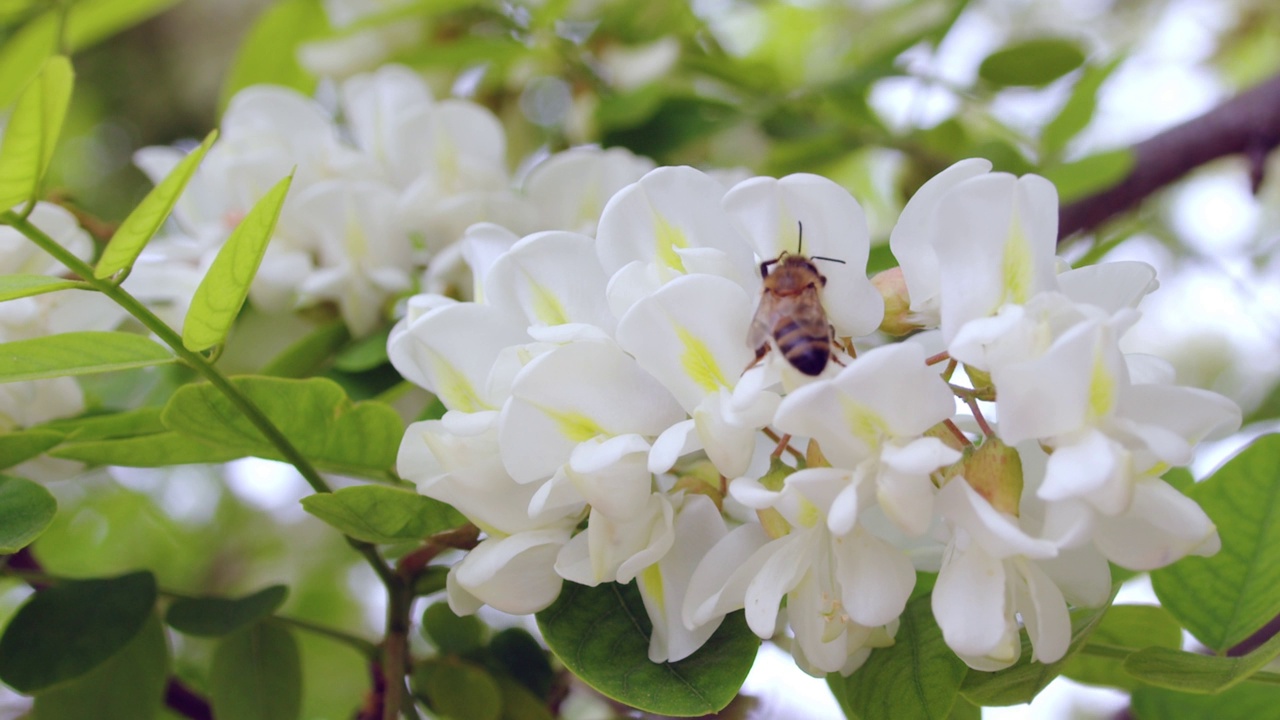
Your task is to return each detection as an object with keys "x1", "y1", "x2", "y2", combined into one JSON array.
[
  {"x1": 31, "y1": 614, "x2": 169, "y2": 720},
  {"x1": 0, "y1": 55, "x2": 72, "y2": 211},
  {"x1": 166, "y1": 585, "x2": 289, "y2": 637},
  {"x1": 161, "y1": 375, "x2": 404, "y2": 477},
  {"x1": 0, "y1": 474, "x2": 57, "y2": 552},
  {"x1": 0, "y1": 331, "x2": 175, "y2": 383},
  {"x1": 1152, "y1": 434, "x2": 1280, "y2": 652},
  {"x1": 978, "y1": 37, "x2": 1086, "y2": 88},
  {"x1": 301, "y1": 485, "x2": 467, "y2": 544},
  {"x1": 95, "y1": 130, "x2": 218, "y2": 279},
  {"x1": 210, "y1": 621, "x2": 303, "y2": 720},
  {"x1": 0, "y1": 274, "x2": 82, "y2": 301},
  {"x1": 831, "y1": 595, "x2": 969, "y2": 720},
  {"x1": 181, "y1": 173, "x2": 293, "y2": 352},
  {"x1": 219, "y1": 0, "x2": 329, "y2": 112},
  {"x1": 1061, "y1": 604, "x2": 1182, "y2": 691},
  {"x1": 536, "y1": 581, "x2": 759, "y2": 716},
  {"x1": 0, "y1": 571, "x2": 158, "y2": 693}
]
